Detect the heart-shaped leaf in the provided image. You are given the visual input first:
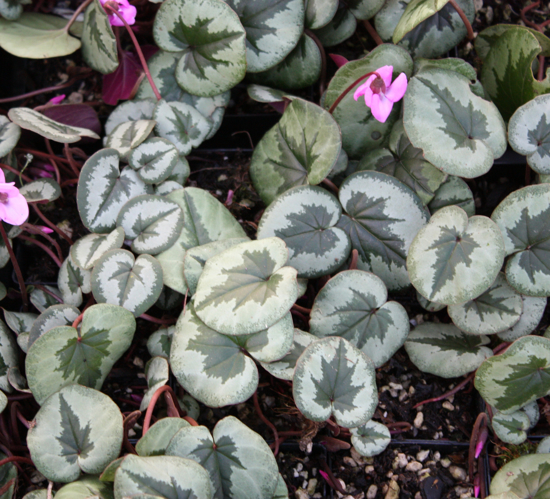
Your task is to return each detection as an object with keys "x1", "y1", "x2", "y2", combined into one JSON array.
[
  {"x1": 41, "y1": 104, "x2": 102, "y2": 138},
  {"x1": 0, "y1": 0, "x2": 24, "y2": 20},
  {"x1": 310, "y1": 270, "x2": 409, "y2": 367},
  {"x1": 194, "y1": 238, "x2": 298, "y2": 335},
  {"x1": 156, "y1": 187, "x2": 247, "y2": 293},
  {"x1": 405, "y1": 322, "x2": 492, "y2": 378},
  {"x1": 136, "y1": 418, "x2": 190, "y2": 457},
  {"x1": 8, "y1": 107, "x2": 99, "y2": 143},
  {"x1": 338, "y1": 170, "x2": 429, "y2": 291},
  {"x1": 81, "y1": 0, "x2": 118, "y2": 74},
  {"x1": 26, "y1": 304, "x2": 136, "y2": 404},
  {"x1": 0, "y1": 12, "x2": 81, "y2": 59},
  {"x1": 312, "y1": 4, "x2": 357, "y2": 47},
  {"x1": 475, "y1": 335, "x2": 550, "y2": 413},
  {"x1": 323, "y1": 44, "x2": 413, "y2": 159},
  {"x1": 305, "y1": 0, "x2": 338, "y2": 29},
  {"x1": 128, "y1": 138, "x2": 179, "y2": 185},
  {"x1": 27, "y1": 384, "x2": 123, "y2": 482},
  {"x1": 394, "y1": 0, "x2": 451, "y2": 42},
  {"x1": 114, "y1": 455, "x2": 213, "y2": 499},
  {"x1": 508, "y1": 95, "x2": 550, "y2": 174},
  {"x1": 147, "y1": 326, "x2": 174, "y2": 359},
  {"x1": 492, "y1": 410, "x2": 530, "y2": 445},
  {"x1": 53, "y1": 476, "x2": 115, "y2": 499},
  {"x1": 447, "y1": 273, "x2": 523, "y2": 336},
  {"x1": 166, "y1": 416, "x2": 279, "y2": 499},
  {"x1": 4, "y1": 310, "x2": 37, "y2": 353},
  {"x1": 0, "y1": 320, "x2": 18, "y2": 393},
  {"x1": 153, "y1": 0, "x2": 246, "y2": 97},
  {"x1": 489, "y1": 454, "x2": 550, "y2": 499},
  {"x1": 346, "y1": 0, "x2": 385, "y2": 19},
  {"x1": 257, "y1": 185, "x2": 350, "y2": 278},
  {"x1": 91, "y1": 250, "x2": 163, "y2": 317},
  {"x1": 104, "y1": 99, "x2": 156, "y2": 136},
  {"x1": 498, "y1": 296, "x2": 547, "y2": 342},
  {"x1": 476, "y1": 24, "x2": 550, "y2": 61},
  {"x1": 71, "y1": 227, "x2": 125, "y2": 270},
  {"x1": 77, "y1": 149, "x2": 152, "y2": 233},
  {"x1": 58, "y1": 253, "x2": 92, "y2": 307},
  {"x1": 403, "y1": 68, "x2": 507, "y2": 178},
  {"x1": 28, "y1": 304, "x2": 80, "y2": 348},
  {"x1": 408, "y1": 205, "x2": 505, "y2": 305},
  {"x1": 19, "y1": 178, "x2": 61, "y2": 203},
  {"x1": 140, "y1": 356, "x2": 170, "y2": 411},
  {"x1": 293, "y1": 336, "x2": 378, "y2": 428},
  {"x1": 350, "y1": 420, "x2": 391, "y2": 457},
  {"x1": 105, "y1": 120, "x2": 156, "y2": 159},
  {"x1": 117, "y1": 195, "x2": 183, "y2": 255},
  {"x1": 428, "y1": 175, "x2": 475, "y2": 216},
  {"x1": 0, "y1": 116, "x2": 20, "y2": 158},
  {"x1": 491, "y1": 184, "x2": 550, "y2": 297}
]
